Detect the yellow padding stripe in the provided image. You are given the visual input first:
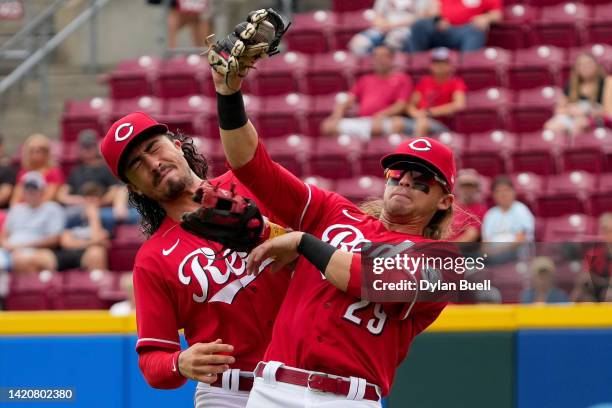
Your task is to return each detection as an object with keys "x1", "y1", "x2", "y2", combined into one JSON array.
[{"x1": 1, "y1": 304, "x2": 612, "y2": 335}]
